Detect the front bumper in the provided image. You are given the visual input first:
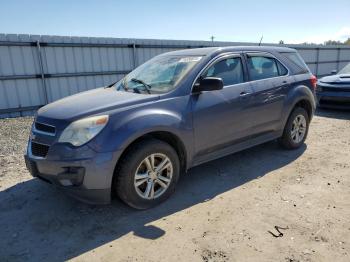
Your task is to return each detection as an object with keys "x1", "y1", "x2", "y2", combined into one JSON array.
[{"x1": 24, "y1": 140, "x2": 122, "y2": 204}]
